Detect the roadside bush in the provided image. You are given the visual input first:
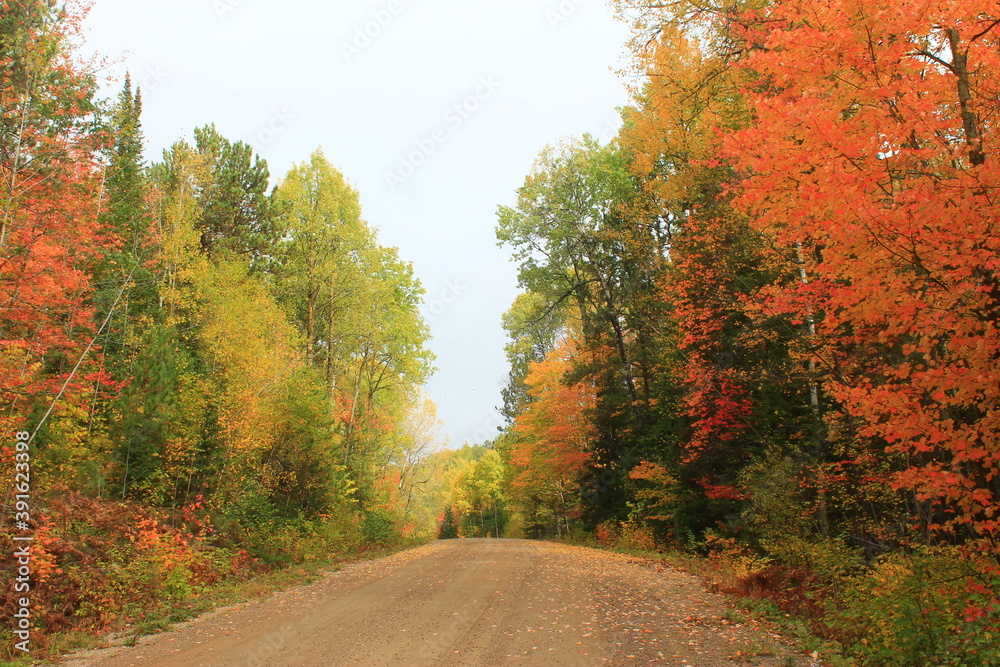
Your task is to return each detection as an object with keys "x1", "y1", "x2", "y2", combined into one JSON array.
[
  {"x1": 361, "y1": 508, "x2": 398, "y2": 546},
  {"x1": 295, "y1": 514, "x2": 361, "y2": 560},
  {"x1": 617, "y1": 521, "x2": 658, "y2": 552},
  {"x1": 758, "y1": 536, "x2": 862, "y2": 587},
  {"x1": 595, "y1": 520, "x2": 619, "y2": 549},
  {"x1": 0, "y1": 494, "x2": 243, "y2": 661},
  {"x1": 242, "y1": 522, "x2": 300, "y2": 566},
  {"x1": 0, "y1": 493, "x2": 376, "y2": 661},
  {"x1": 832, "y1": 545, "x2": 1000, "y2": 665},
  {"x1": 702, "y1": 529, "x2": 773, "y2": 586},
  {"x1": 594, "y1": 520, "x2": 658, "y2": 553},
  {"x1": 567, "y1": 523, "x2": 593, "y2": 545},
  {"x1": 500, "y1": 511, "x2": 525, "y2": 539}
]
